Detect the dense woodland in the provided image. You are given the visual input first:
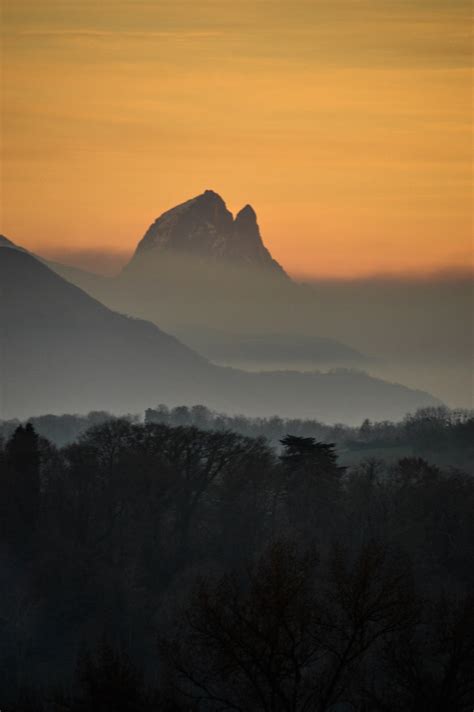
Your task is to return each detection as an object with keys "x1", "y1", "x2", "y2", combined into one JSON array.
[{"x1": 0, "y1": 412, "x2": 473, "y2": 710}]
